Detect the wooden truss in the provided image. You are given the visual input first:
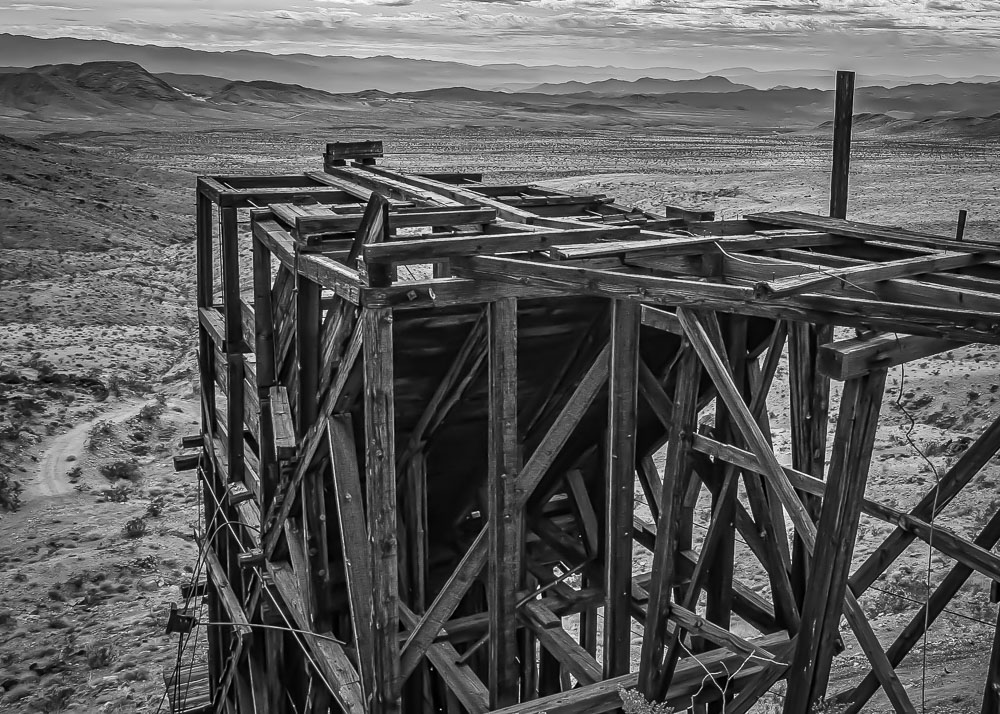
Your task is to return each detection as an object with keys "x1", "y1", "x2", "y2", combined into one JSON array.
[{"x1": 174, "y1": 130, "x2": 1000, "y2": 714}]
